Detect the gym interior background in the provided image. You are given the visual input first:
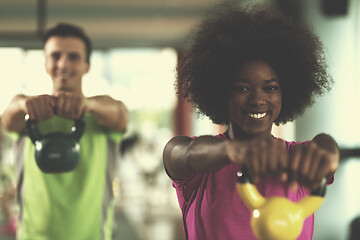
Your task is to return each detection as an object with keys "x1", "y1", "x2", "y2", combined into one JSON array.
[{"x1": 0, "y1": 0, "x2": 359, "y2": 239}]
